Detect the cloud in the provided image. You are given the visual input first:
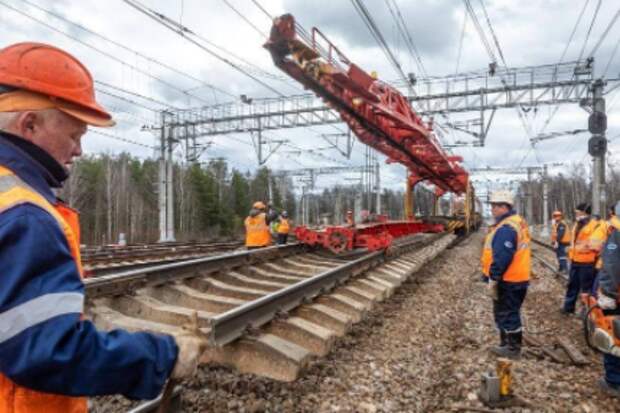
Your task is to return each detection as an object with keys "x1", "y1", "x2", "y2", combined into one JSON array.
[{"x1": 3, "y1": 0, "x2": 620, "y2": 196}]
